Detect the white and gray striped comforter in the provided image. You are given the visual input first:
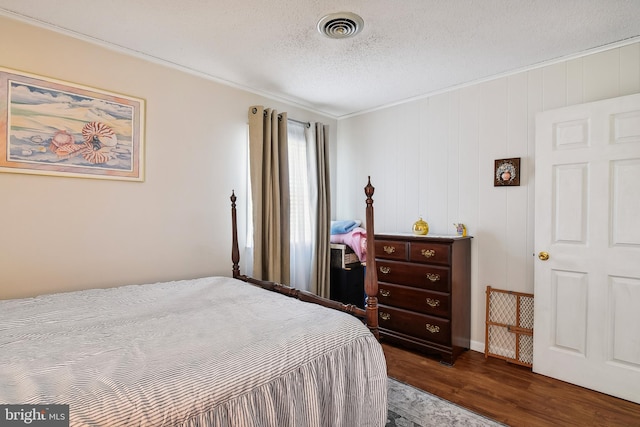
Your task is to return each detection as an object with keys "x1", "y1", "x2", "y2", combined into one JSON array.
[{"x1": 0, "y1": 276, "x2": 387, "y2": 426}]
